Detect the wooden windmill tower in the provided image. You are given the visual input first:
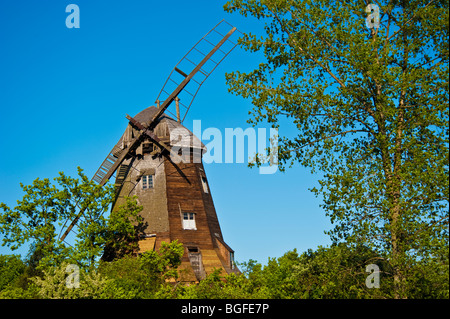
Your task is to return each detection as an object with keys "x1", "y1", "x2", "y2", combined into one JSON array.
[{"x1": 58, "y1": 21, "x2": 240, "y2": 281}]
